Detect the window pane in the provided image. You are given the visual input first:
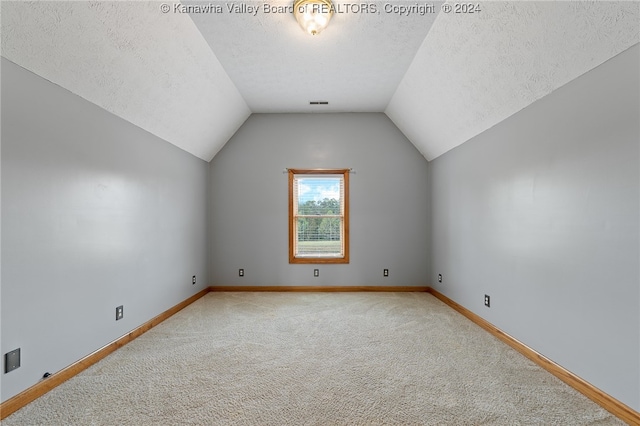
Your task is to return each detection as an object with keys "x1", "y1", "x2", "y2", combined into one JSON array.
[
  {"x1": 296, "y1": 218, "x2": 343, "y2": 257},
  {"x1": 296, "y1": 177, "x2": 342, "y2": 216}
]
